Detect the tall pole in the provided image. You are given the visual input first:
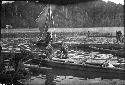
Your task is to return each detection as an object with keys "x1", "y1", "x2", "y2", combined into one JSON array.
[
  {"x1": 49, "y1": 4, "x2": 52, "y2": 38},
  {"x1": 66, "y1": 7, "x2": 67, "y2": 18},
  {"x1": 35, "y1": 4, "x2": 55, "y2": 39},
  {"x1": 49, "y1": 4, "x2": 55, "y2": 39},
  {"x1": 123, "y1": 29, "x2": 125, "y2": 50}
]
